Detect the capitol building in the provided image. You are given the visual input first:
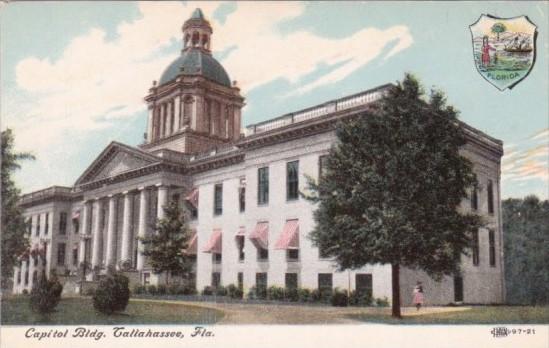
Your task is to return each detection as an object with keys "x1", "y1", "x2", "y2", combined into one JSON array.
[{"x1": 13, "y1": 9, "x2": 505, "y2": 305}]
